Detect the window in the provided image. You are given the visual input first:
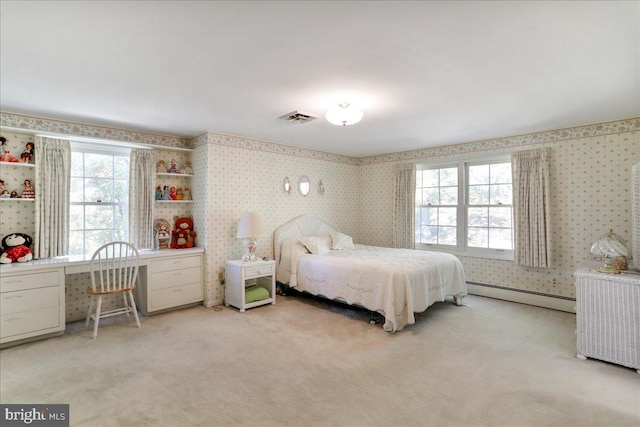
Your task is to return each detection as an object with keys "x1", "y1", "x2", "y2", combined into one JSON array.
[
  {"x1": 69, "y1": 143, "x2": 130, "y2": 256},
  {"x1": 415, "y1": 157, "x2": 513, "y2": 259}
]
